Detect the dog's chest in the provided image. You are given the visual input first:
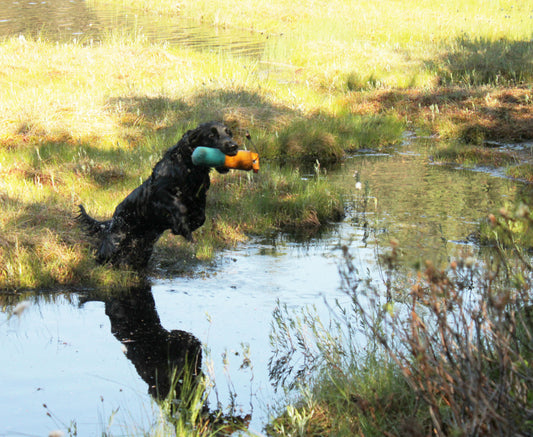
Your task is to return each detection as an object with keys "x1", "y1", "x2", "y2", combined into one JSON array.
[{"x1": 176, "y1": 169, "x2": 210, "y2": 199}]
